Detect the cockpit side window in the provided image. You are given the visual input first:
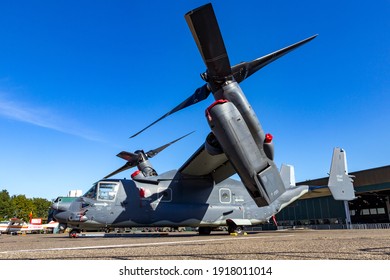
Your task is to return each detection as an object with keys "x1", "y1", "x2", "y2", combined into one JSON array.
[
  {"x1": 97, "y1": 182, "x2": 118, "y2": 201},
  {"x1": 83, "y1": 184, "x2": 97, "y2": 199}
]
